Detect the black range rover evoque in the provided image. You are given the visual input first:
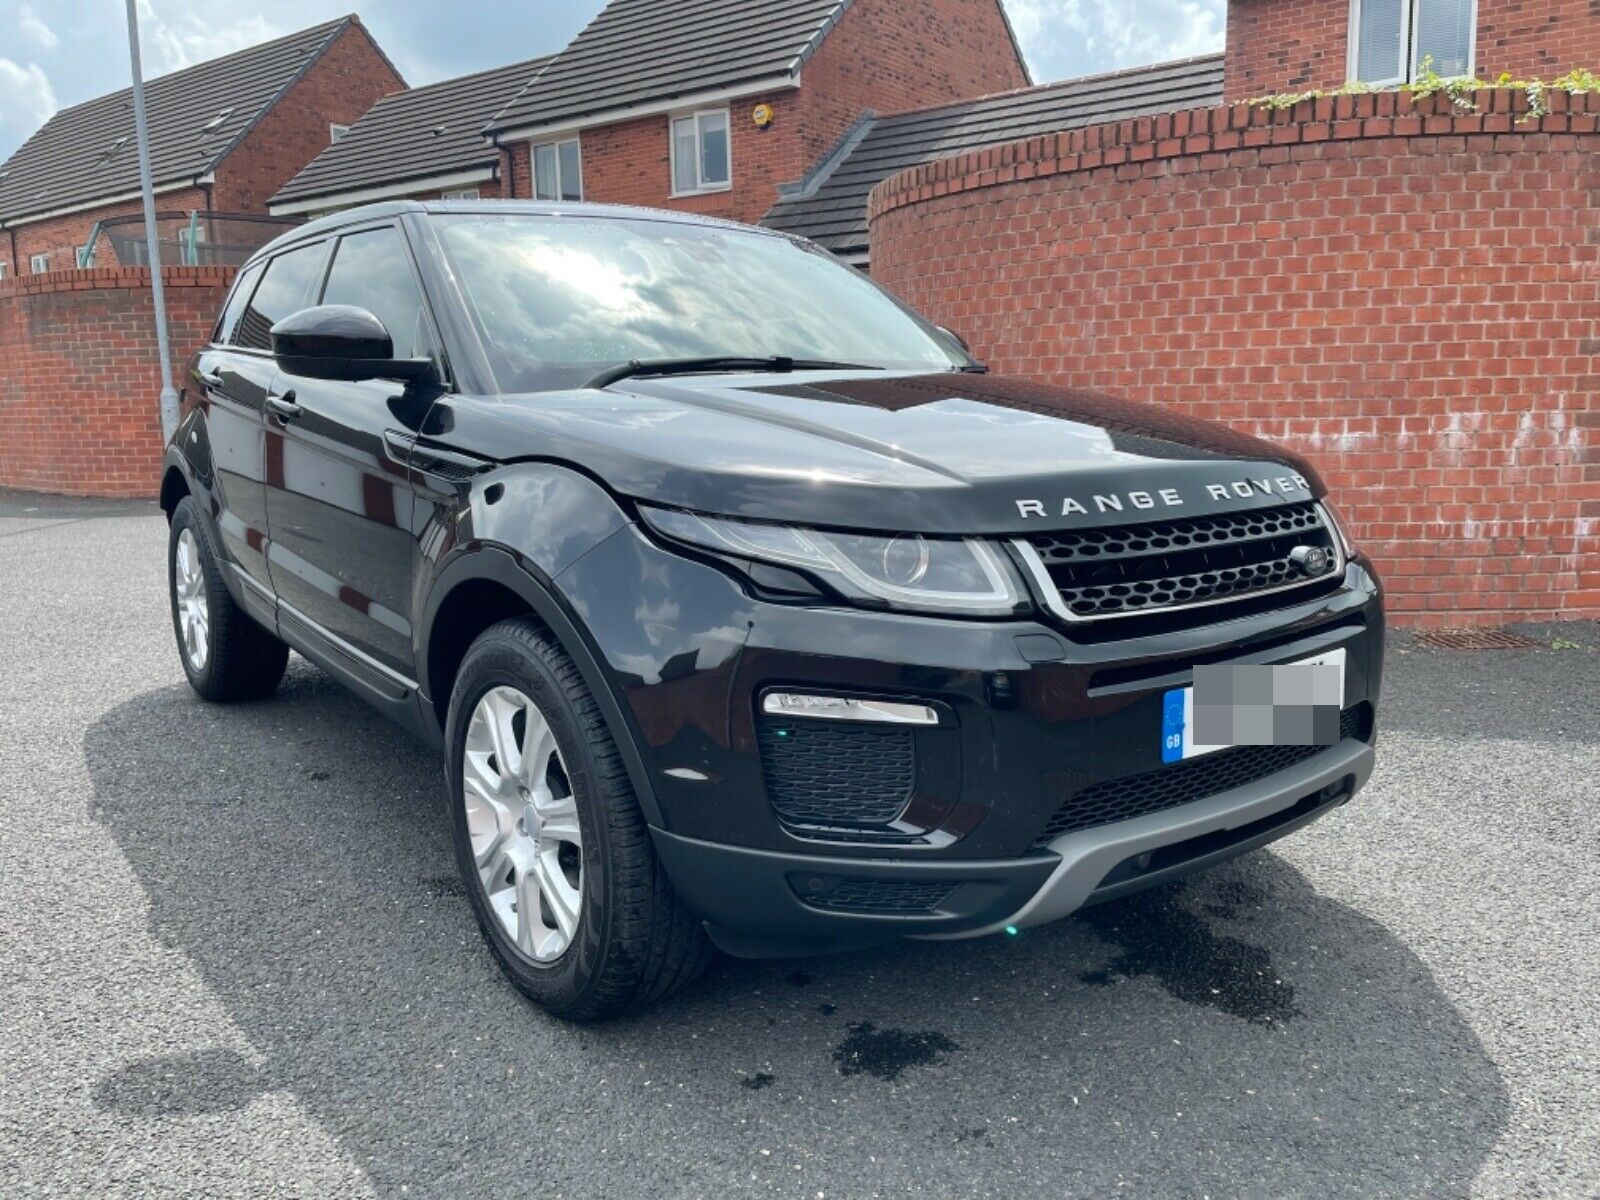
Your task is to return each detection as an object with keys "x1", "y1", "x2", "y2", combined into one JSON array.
[{"x1": 162, "y1": 200, "x2": 1382, "y2": 1020}]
